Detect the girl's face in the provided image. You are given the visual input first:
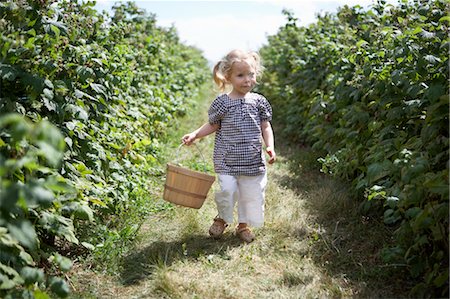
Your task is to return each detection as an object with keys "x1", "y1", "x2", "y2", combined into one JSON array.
[{"x1": 227, "y1": 60, "x2": 256, "y2": 97}]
